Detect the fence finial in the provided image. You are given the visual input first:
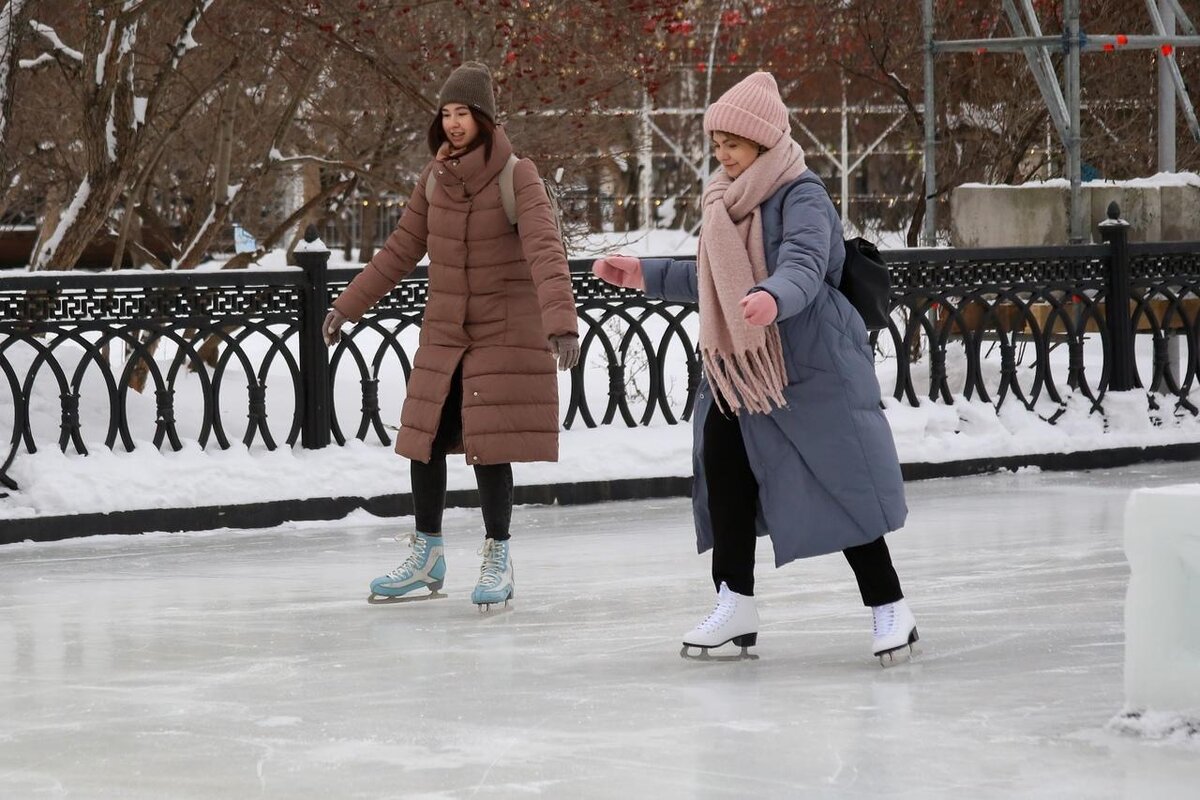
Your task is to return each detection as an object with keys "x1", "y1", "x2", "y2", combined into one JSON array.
[
  {"x1": 1107, "y1": 201, "x2": 1122, "y2": 221},
  {"x1": 304, "y1": 224, "x2": 319, "y2": 243}
]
